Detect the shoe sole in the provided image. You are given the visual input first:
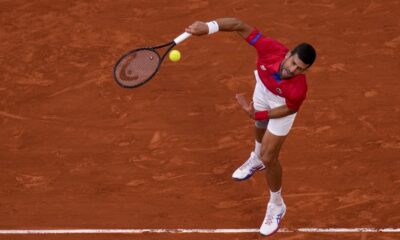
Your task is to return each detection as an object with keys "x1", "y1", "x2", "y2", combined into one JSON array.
[
  {"x1": 232, "y1": 166, "x2": 266, "y2": 181},
  {"x1": 259, "y1": 226, "x2": 280, "y2": 237},
  {"x1": 259, "y1": 205, "x2": 286, "y2": 237}
]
